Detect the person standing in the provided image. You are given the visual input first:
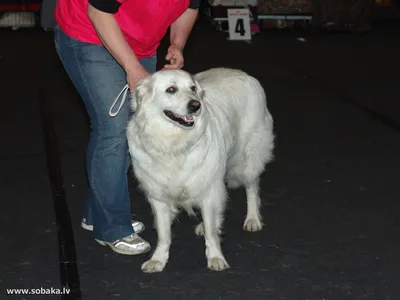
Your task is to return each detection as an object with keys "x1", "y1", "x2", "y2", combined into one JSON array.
[{"x1": 54, "y1": 0, "x2": 201, "y2": 255}]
